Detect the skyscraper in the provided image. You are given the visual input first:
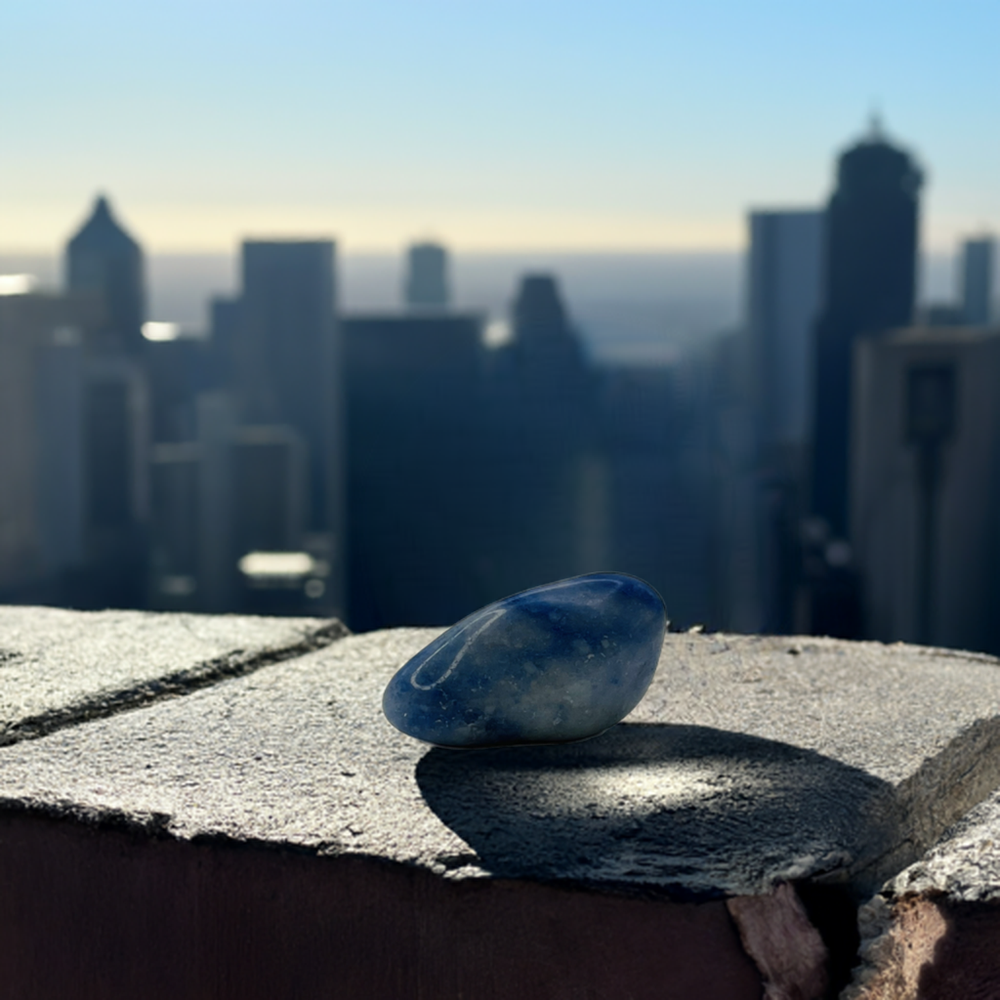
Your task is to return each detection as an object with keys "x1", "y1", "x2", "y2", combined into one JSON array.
[
  {"x1": 747, "y1": 211, "x2": 824, "y2": 459},
  {"x1": 0, "y1": 290, "x2": 93, "y2": 596},
  {"x1": 222, "y1": 240, "x2": 343, "y2": 614},
  {"x1": 960, "y1": 236, "x2": 995, "y2": 326},
  {"x1": 342, "y1": 312, "x2": 485, "y2": 629},
  {"x1": 811, "y1": 123, "x2": 922, "y2": 541},
  {"x1": 78, "y1": 354, "x2": 150, "y2": 608},
  {"x1": 743, "y1": 209, "x2": 824, "y2": 632},
  {"x1": 237, "y1": 241, "x2": 338, "y2": 525},
  {"x1": 66, "y1": 195, "x2": 145, "y2": 353},
  {"x1": 853, "y1": 326, "x2": 1000, "y2": 653},
  {"x1": 61, "y1": 196, "x2": 151, "y2": 607},
  {"x1": 596, "y1": 362, "x2": 713, "y2": 630},
  {"x1": 404, "y1": 242, "x2": 449, "y2": 308},
  {"x1": 512, "y1": 274, "x2": 589, "y2": 411},
  {"x1": 482, "y1": 274, "x2": 596, "y2": 594}
]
